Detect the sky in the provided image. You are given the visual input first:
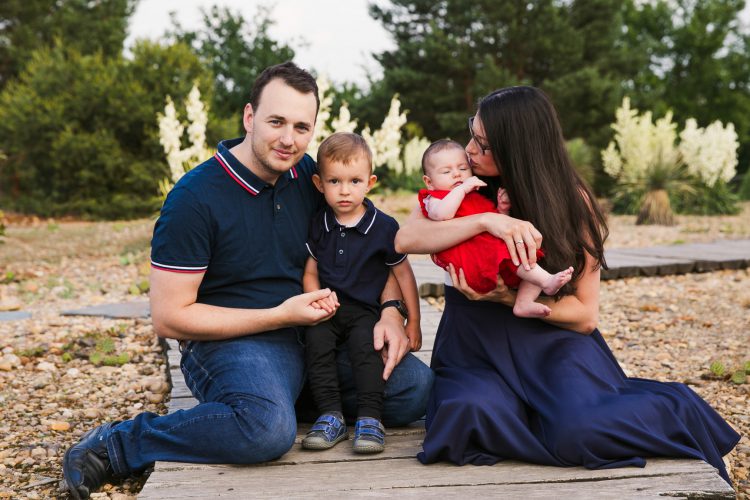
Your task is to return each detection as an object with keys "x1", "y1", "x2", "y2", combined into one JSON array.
[{"x1": 126, "y1": 0, "x2": 394, "y2": 87}]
